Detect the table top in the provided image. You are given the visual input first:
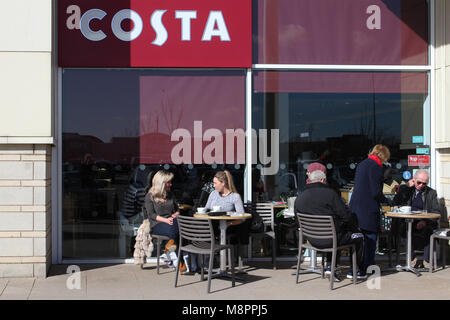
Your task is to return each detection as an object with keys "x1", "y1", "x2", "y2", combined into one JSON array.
[
  {"x1": 384, "y1": 212, "x2": 440, "y2": 219},
  {"x1": 193, "y1": 213, "x2": 252, "y2": 220}
]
